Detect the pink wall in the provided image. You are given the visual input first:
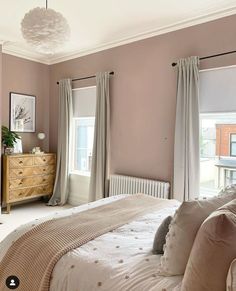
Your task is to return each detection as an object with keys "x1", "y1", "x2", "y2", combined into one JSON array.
[
  {"x1": 0, "y1": 46, "x2": 2, "y2": 134},
  {"x1": 0, "y1": 15, "x2": 236, "y2": 187},
  {"x1": 49, "y1": 15, "x2": 236, "y2": 183},
  {"x1": 2, "y1": 54, "x2": 50, "y2": 153},
  {"x1": 0, "y1": 46, "x2": 2, "y2": 198}
]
